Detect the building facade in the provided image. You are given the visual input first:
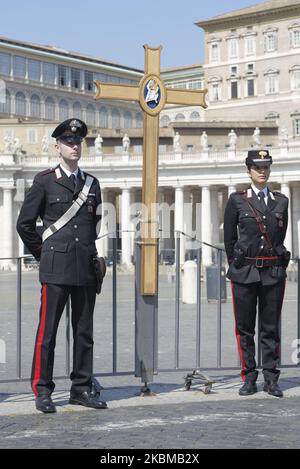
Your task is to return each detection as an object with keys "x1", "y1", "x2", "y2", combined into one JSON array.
[
  {"x1": 1, "y1": 0, "x2": 300, "y2": 270},
  {"x1": 196, "y1": 0, "x2": 300, "y2": 140}
]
